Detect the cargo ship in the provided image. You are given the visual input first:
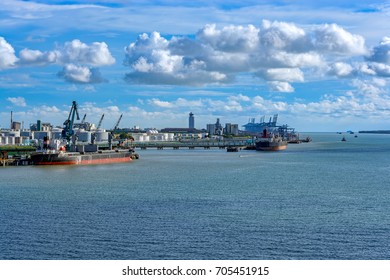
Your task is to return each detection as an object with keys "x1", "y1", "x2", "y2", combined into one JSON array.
[
  {"x1": 255, "y1": 129, "x2": 287, "y2": 151},
  {"x1": 30, "y1": 144, "x2": 138, "y2": 165},
  {"x1": 30, "y1": 101, "x2": 138, "y2": 166}
]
